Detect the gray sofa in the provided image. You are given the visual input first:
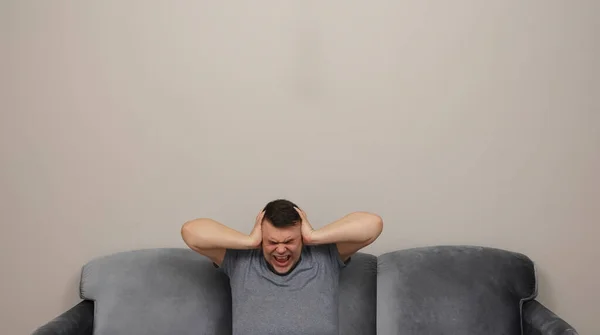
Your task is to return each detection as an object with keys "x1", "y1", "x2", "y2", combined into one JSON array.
[{"x1": 32, "y1": 245, "x2": 578, "y2": 334}]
